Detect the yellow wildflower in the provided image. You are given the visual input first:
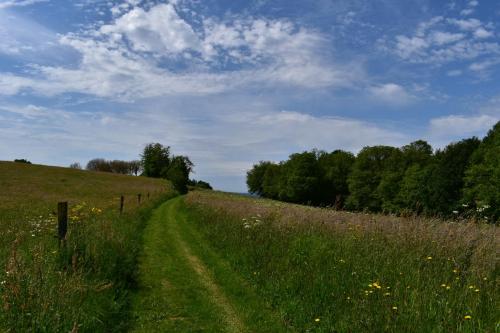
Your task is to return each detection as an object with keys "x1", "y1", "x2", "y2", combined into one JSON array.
[
  {"x1": 426, "y1": 256, "x2": 432, "y2": 260},
  {"x1": 315, "y1": 318, "x2": 320, "y2": 322},
  {"x1": 464, "y1": 315, "x2": 472, "y2": 320},
  {"x1": 392, "y1": 306, "x2": 398, "y2": 310}
]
